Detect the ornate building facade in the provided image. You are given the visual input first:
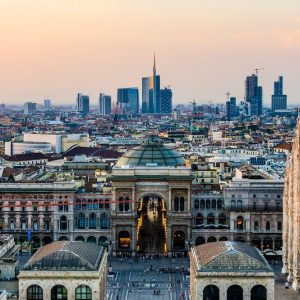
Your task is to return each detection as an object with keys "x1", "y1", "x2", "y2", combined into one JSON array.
[{"x1": 282, "y1": 117, "x2": 300, "y2": 290}]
